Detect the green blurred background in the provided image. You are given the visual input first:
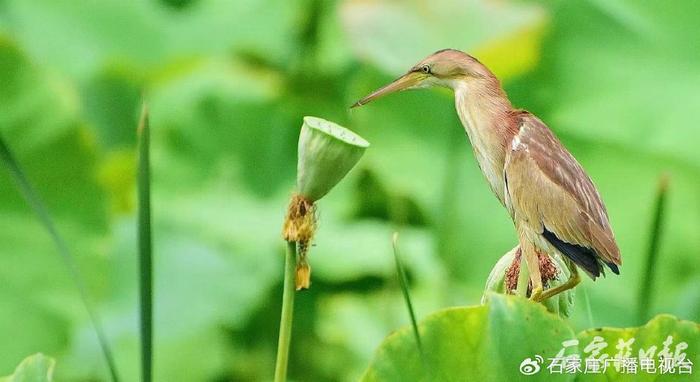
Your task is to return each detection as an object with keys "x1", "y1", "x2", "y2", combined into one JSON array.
[{"x1": 1, "y1": 0, "x2": 699, "y2": 380}]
